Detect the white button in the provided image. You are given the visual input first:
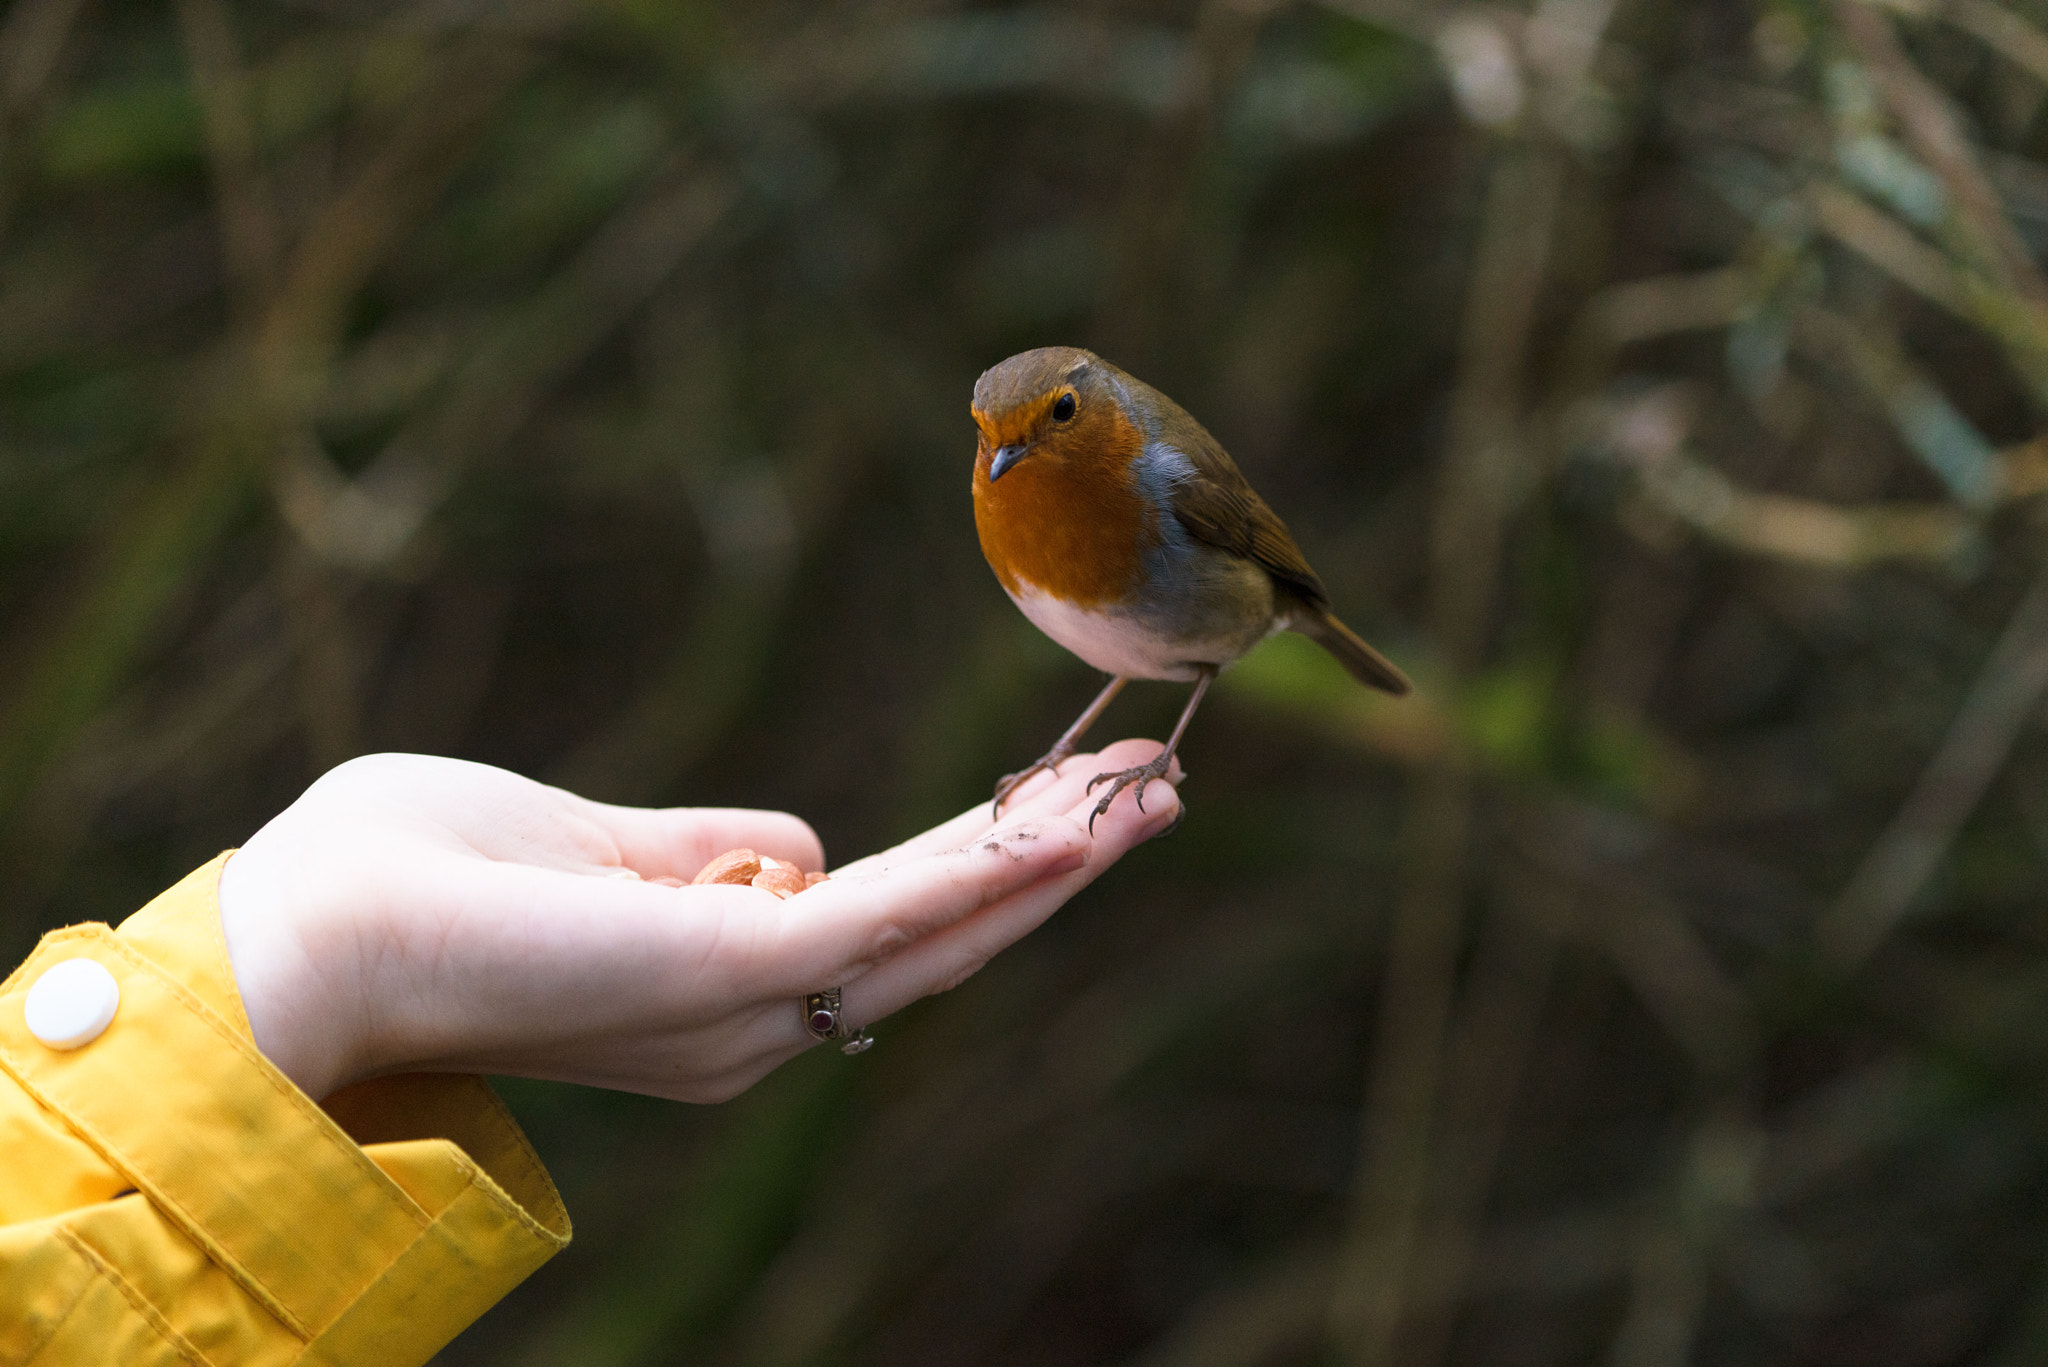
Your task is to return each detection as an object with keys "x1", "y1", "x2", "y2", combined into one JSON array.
[{"x1": 24, "y1": 959, "x2": 121, "y2": 1050}]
